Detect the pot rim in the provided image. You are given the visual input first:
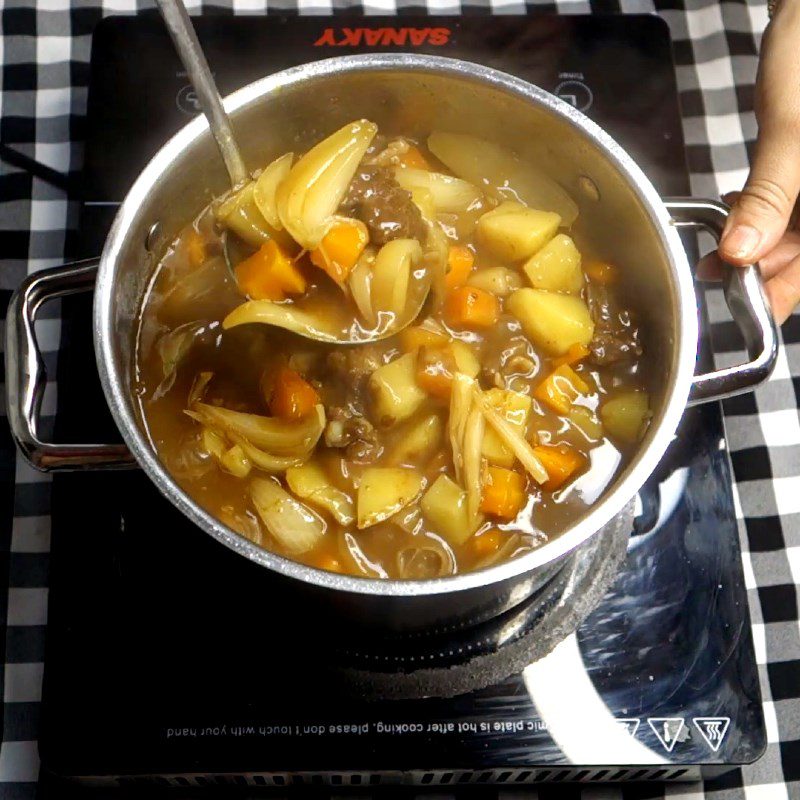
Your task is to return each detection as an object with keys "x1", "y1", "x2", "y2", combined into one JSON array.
[{"x1": 95, "y1": 53, "x2": 698, "y2": 597}]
